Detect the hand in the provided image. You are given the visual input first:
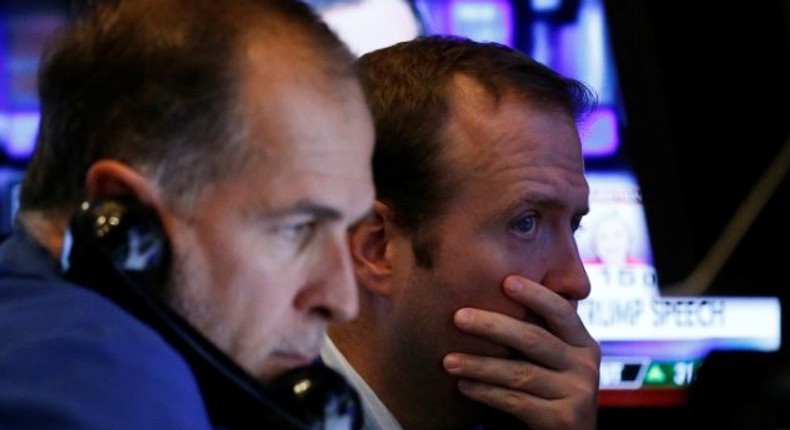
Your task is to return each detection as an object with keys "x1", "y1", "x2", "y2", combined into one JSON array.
[{"x1": 443, "y1": 275, "x2": 601, "y2": 430}]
